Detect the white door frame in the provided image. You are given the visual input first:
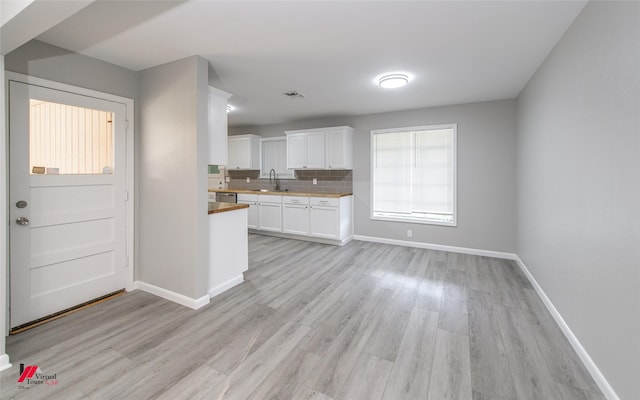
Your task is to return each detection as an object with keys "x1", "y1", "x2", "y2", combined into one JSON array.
[
  {"x1": 1, "y1": 56, "x2": 9, "y2": 372},
  {"x1": 3, "y1": 72, "x2": 135, "y2": 332}
]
